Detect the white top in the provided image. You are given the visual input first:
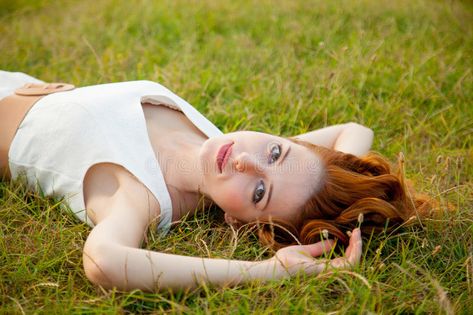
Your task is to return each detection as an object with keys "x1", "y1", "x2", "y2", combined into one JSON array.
[
  {"x1": 5, "y1": 73, "x2": 223, "y2": 234},
  {"x1": 0, "y1": 70, "x2": 45, "y2": 98}
]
